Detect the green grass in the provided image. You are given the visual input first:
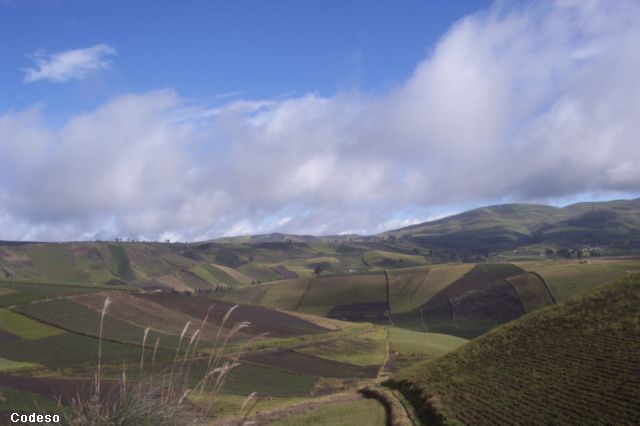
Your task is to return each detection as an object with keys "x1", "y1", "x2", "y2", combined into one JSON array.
[
  {"x1": 25, "y1": 244, "x2": 89, "y2": 283},
  {"x1": 272, "y1": 398, "x2": 386, "y2": 426},
  {"x1": 388, "y1": 274, "x2": 640, "y2": 425},
  {"x1": 389, "y1": 264, "x2": 473, "y2": 313},
  {"x1": 534, "y1": 260, "x2": 640, "y2": 301},
  {"x1": 0, "y1": 332, "x2": 150, "y2": 369},
  {"x1": 204, "y1": 263, "x2": 252, "y2": 286},
  {"x1": 388, "y1": 327, "x2": 467, "y2": 371},
  {"x1": 0, "y1": 309, "x2": 65, "y2": 339},
  {"x1": 199, "y1": 394, "x2": 307, "y2": 420},
  {"x1": 0, "y1": 386, "x2": 61, "y2": 413},
  {"x1": 297, "y1": 328, "x2": 387, "y2": 366},
  {"x1": 214, "y1": 283, "x2": 270, "y2": 305},
  {"x1": 107, "y1": 244, "x2": 136, "y2": 281},
  {"x1": 0, "y1": 291, "x2": 42, "y2": 307},
  {"x1": 188, "y1": 265, "x2": 218, "y2": 284},
  {"x1": 1, "y1": 281, "x2": 102, "y2": 298},
  {"x1": 223, "y1": 363, "x2": 317, "y2": 397},
  {"x1": 0, "y1": 356, "x2": 40, "y2": 372},
  {"x1": 364, "y1": 249, "x2": 427, "y2": 267},
  {"x1": 0, "y1": 281, "x2": 103, "y2": 307},
  {"x1": 236, "y1": 263, "x2": 283, "y2": 282},
  {"x1": 300, "y1": 274, "x2": 386, "y2": 308},
  {"x1": 258, "y1": 278, "x2": 310, "y2": 310},
  {"x1": 388, "y1": 328, "x2": 467, "y2": 357}
]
